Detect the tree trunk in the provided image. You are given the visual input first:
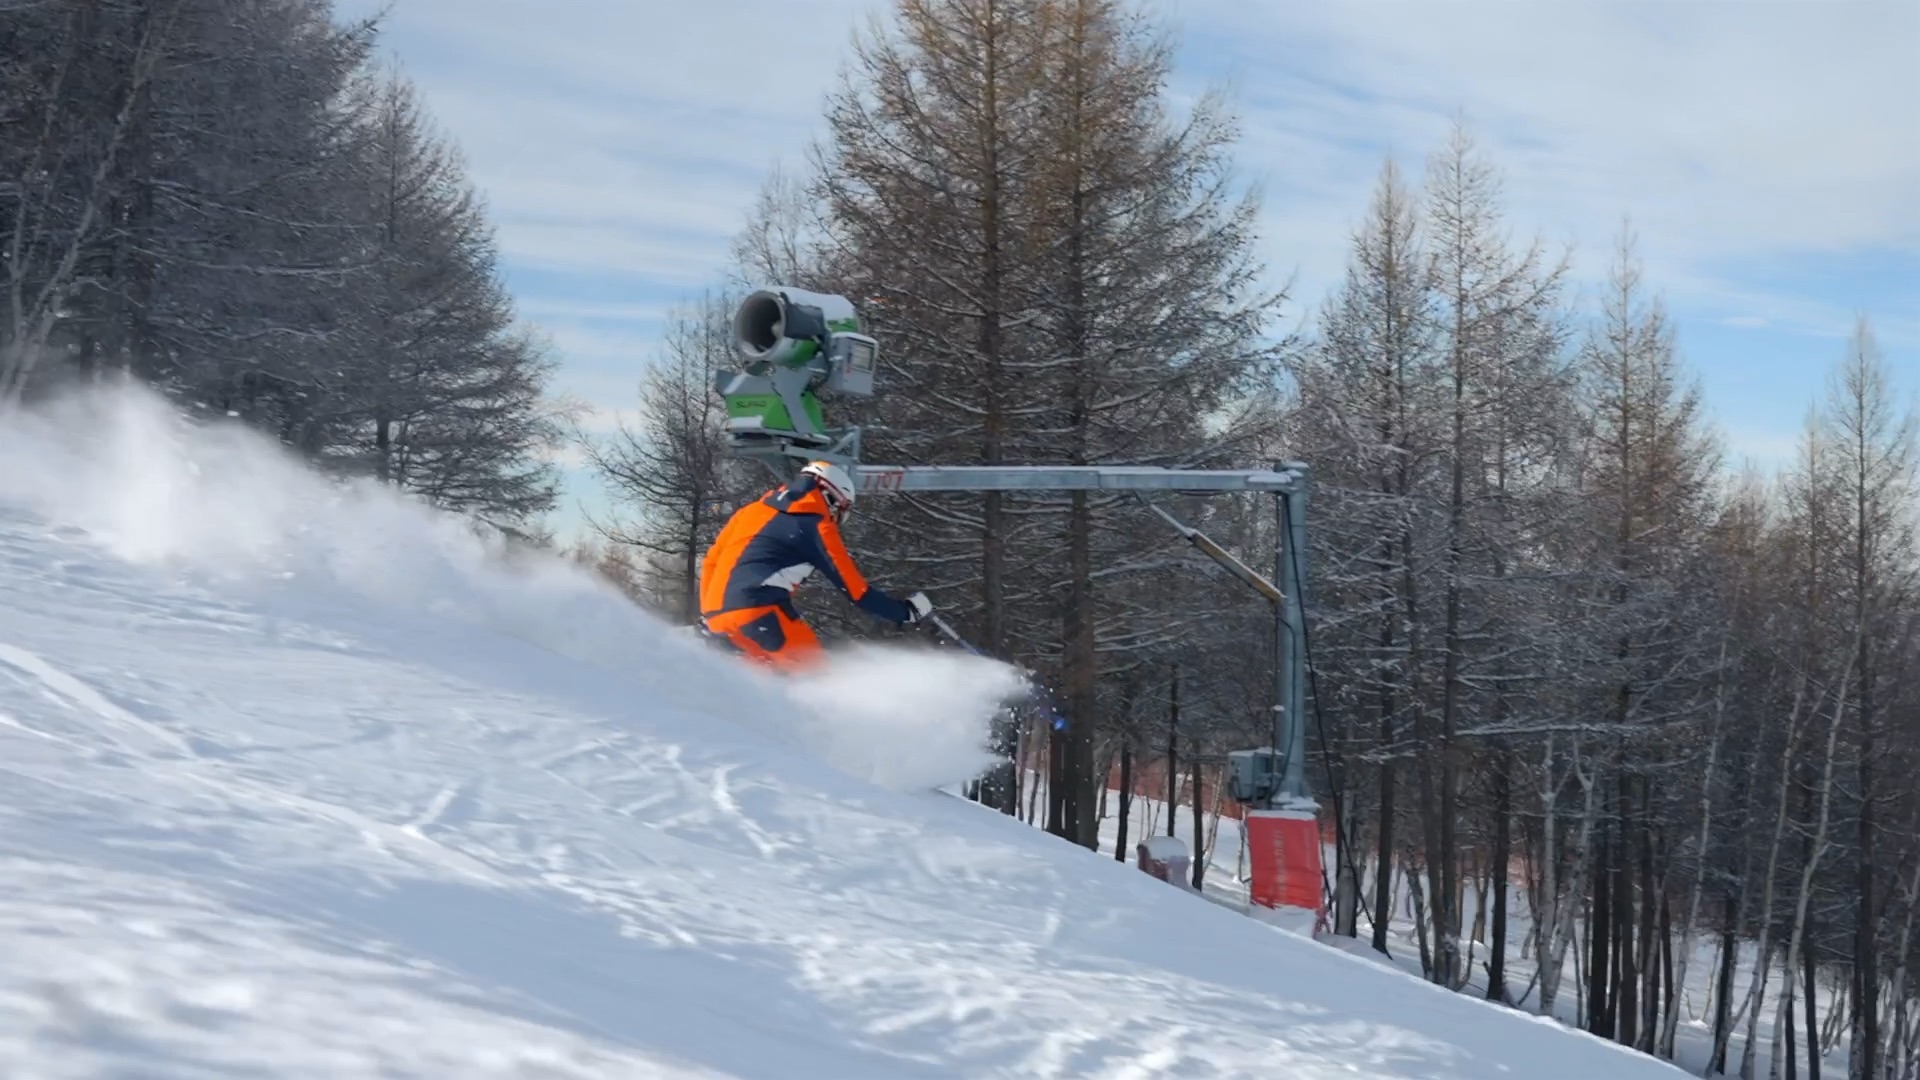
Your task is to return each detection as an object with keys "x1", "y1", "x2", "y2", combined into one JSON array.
[
  {"x1": 1742, "y1": 673, "x2": 1813, "y2": 1079},
  {"x1": 1056, "y1": 488, "x2": 1098, "y2": 848},
  {"x1": 1850, "y1": 370, "x2": 1881, "y2": 1080},
  {"x1": 1542, "y1": 741, "x2": 1600, "y2": 1019},
  {"x1": 1045, "y1": 726, "x2": 1066, "y2": 836},
  {"x1": 1637, "y1": 791, "x2": 1660, "y2": 1050},
  {"x1": 1664, "y1": 635, "x2": 1731, "y2": 1056},
  {"x1": 1660, "y1": 897, "x2": 1675, "y2": 1058},
  {"x1": 1854, "y1": 750, "x2": 1878, "y2": 1080},
  {"x1": 1886, "y1": 890, "x2": 1920, "y2": 1080},
  {"x1": 1114, "y1": 739, "x2": 1133, "y2": 862},
  {"x1": 1190, "y1": 756, "x2": 1206, "y2": 889},
  {"x1": 1804, "y1": 940, "x2": 1820, "y2": 1080},
  {"x1": 1166, "y1": 668, "x2": 1179, "y2": 838},
  {"x1": 1335, "y1": 787, "x2": 1360, "y2": 937},
  {"x1": 1711, "y1": 893, "x2": 1739, "y2": 1075},
  {"x1": 1588, "y1": 811, "x2": 1613, "y2": 1037},
  {"x1": 1013, "y1": 722, "x2": 1030, "y2": 823},
  {"x1": 1026, "y1": 720, "x2": 1044, "y2": 825},
  {"x1": 1416, "y1": 706, "x2": 1451, "y2": 985},
  {"x1": 1437, "y1": 234, "x2": 1470, "y2": 993},
  {"x1": 1095, "y1": 748, "x2": 1110, "y2": 825},
  {"x1": 1408, "y1": 850, "x2": 1434, "y2": 978},
  {"x1": 1781, "y1": 954, "x2": 1798, "y2": 1080},
  {"x1": 975, "y1": 5, "x2": 1006, "y2": 666},
  {"x1": 1373, "y1": 675, "x2": 1396, "y2": 954},
  {"x1": 1488, "y1": 746, "x2": 1512, "y2": 1003},
  {"x1": 1771, "y1": 664, "x2": 1851, "y2": 1080},
  {"x1": 1617, "y1": 774, "x2": 1639, "y2": 1049}
]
